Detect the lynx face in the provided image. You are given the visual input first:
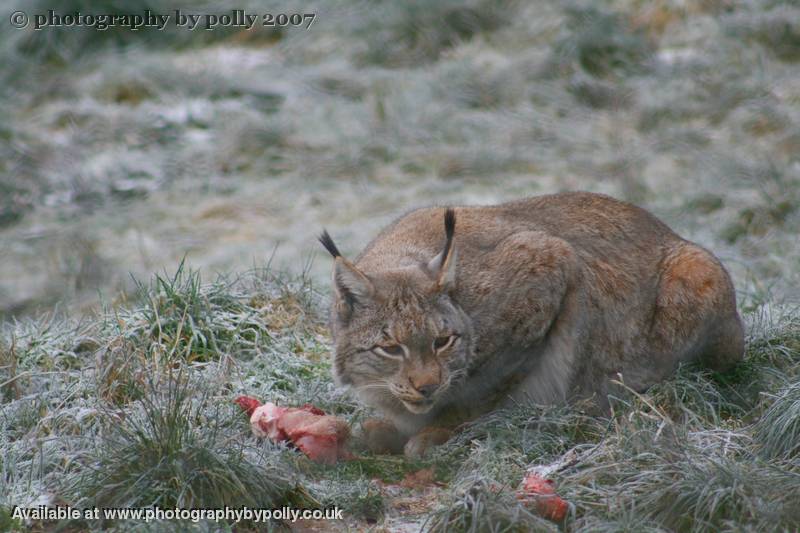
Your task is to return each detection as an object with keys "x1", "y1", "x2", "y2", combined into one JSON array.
[
  {"x1": 320, "y1": 209, "x2": 471, "y2": 415},
  {"x1": 330, "y1": 273, "x2": 474, "y2": 414}
]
